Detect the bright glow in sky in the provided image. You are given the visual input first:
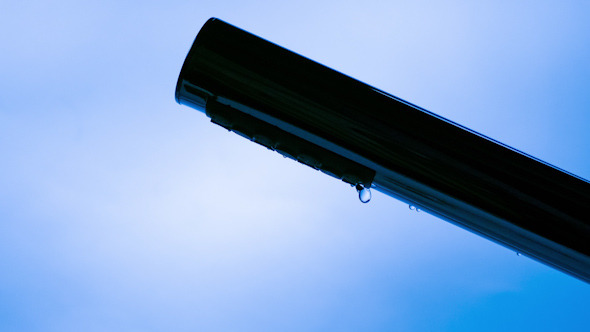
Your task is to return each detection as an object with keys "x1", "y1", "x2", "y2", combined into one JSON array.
[{"x1": 1, "y1": 1, "x2": 589, "y2": 331}]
